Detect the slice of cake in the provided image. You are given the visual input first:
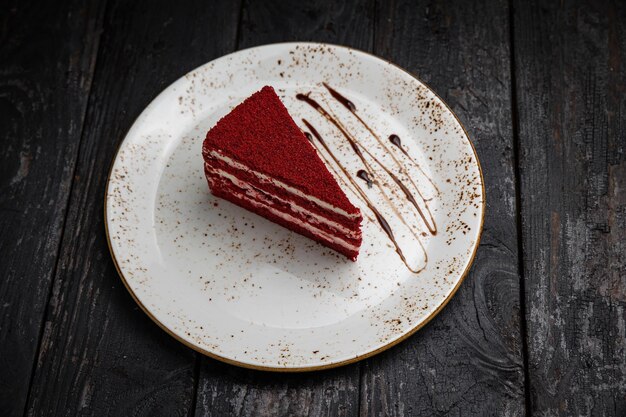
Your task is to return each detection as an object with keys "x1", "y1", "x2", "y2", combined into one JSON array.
[{"x1": 202, "y1": 86, "x2": 363, "y2": 260}]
